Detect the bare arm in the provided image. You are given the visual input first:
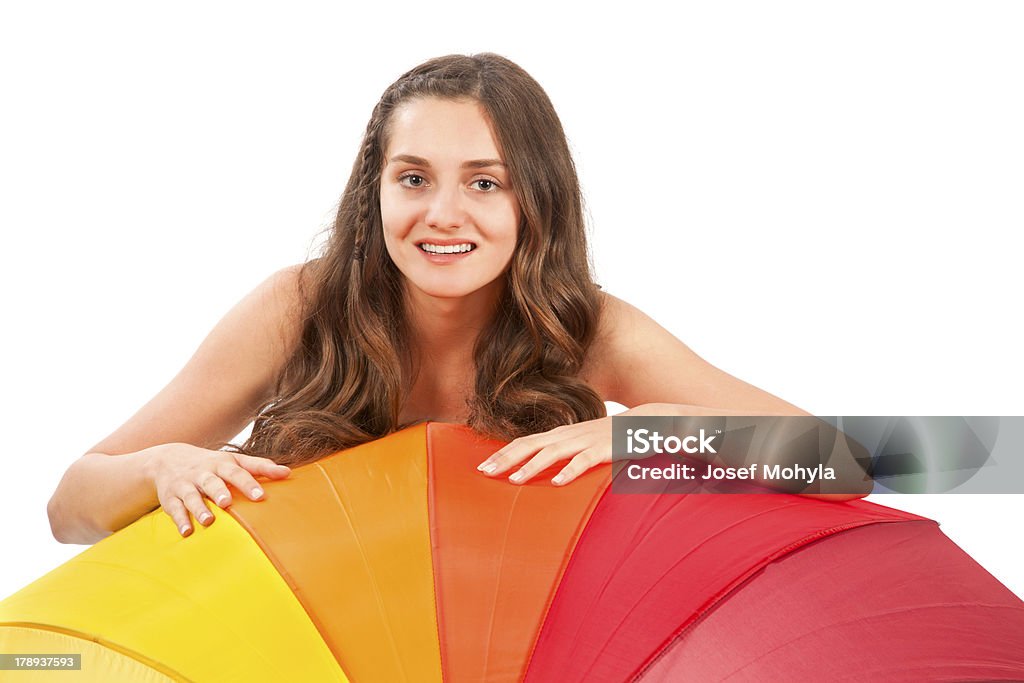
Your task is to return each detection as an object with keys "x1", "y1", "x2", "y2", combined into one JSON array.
[
  {"x1": 597, "y1": 293, "x2": 809, "y2": 416},
  {"x1": 47, "y1": 263, "x2": 308, "y2": 544},
  {"x1": 47, "y1": 446, "x2": 164, "y2": 545},
  {"x1": 479, "y1": 293, "x2": 869, "y2": 501},
  {"x1": 599, "y1": 294, "x2": 868, "y2": 502}
]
